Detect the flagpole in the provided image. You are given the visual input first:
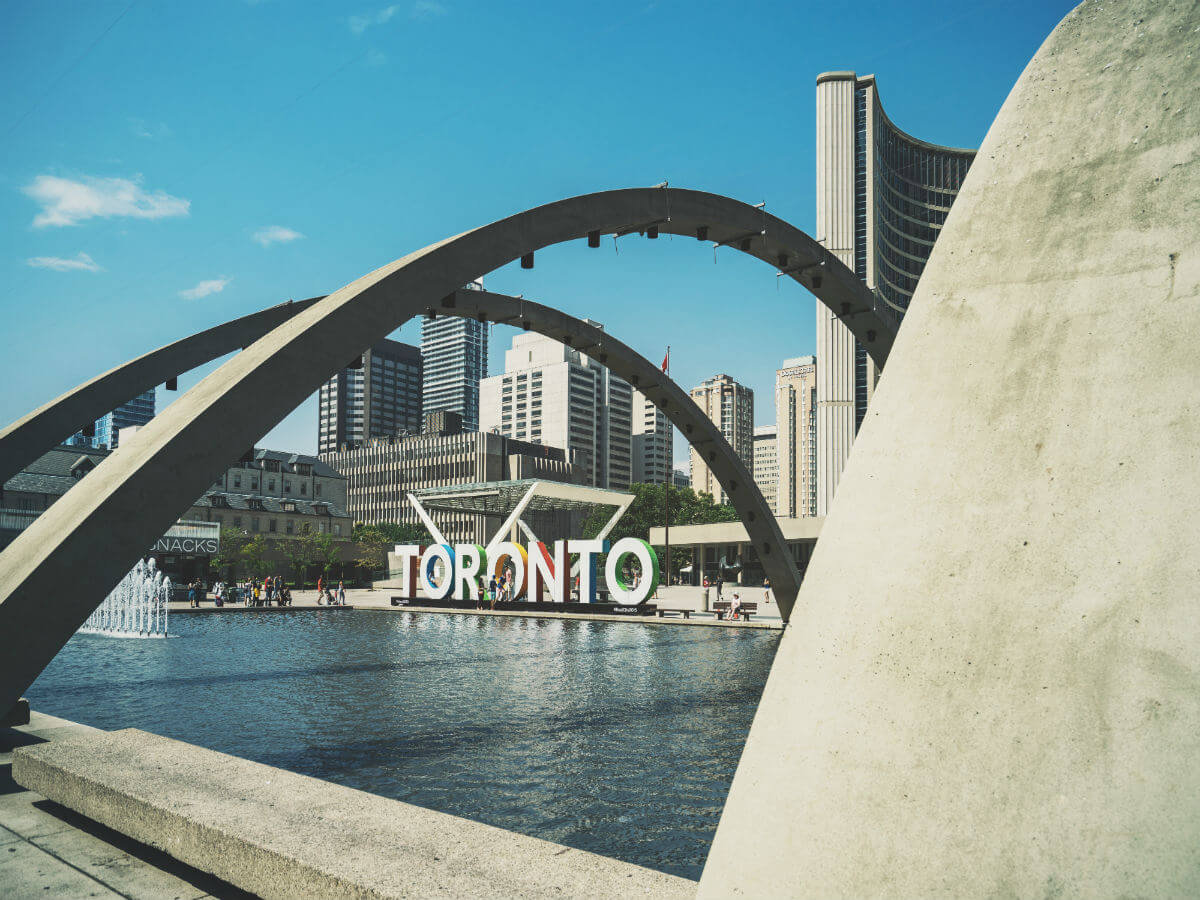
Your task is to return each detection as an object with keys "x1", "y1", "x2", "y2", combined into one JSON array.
[{"x1": 663, "y1": 346, "x2": 670, "y2": 590}]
